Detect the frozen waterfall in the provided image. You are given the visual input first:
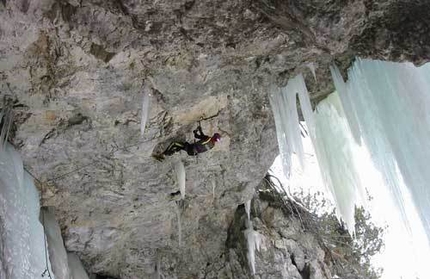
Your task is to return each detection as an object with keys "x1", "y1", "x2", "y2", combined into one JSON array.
[
  {"x1": 332, "y1": 59, "x2": 430, "y2": 241},
  {"x1": 269, "y1": 75, "x2": 362, "y2": 232},
  {"x1": 331, "y1": 59, "x2": 430, "y2": 279},
  {"x1": 0, "y1": 143, "x2": 53, "y2": 278},
  {"x1": 270, "y1": 59, "x2": 430, "y2": 279},
  {"x1": 0, "y1": 143, "x2": 91, "y2": 279},
  {"x1": 312, "y1": 92, "x2": 366, "y2": 232}
]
